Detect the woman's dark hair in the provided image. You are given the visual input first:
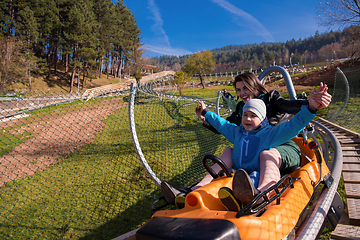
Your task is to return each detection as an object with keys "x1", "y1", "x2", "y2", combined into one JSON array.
[{"x1": 233, "y1": 72, "x2": 269, "y2": 98}]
